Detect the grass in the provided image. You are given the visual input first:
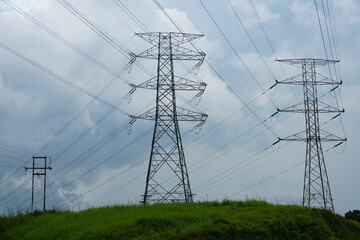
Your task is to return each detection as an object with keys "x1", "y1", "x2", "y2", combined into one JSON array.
[{"x1": 1, "y1": 200, "x2": 360, "y2": 240}]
